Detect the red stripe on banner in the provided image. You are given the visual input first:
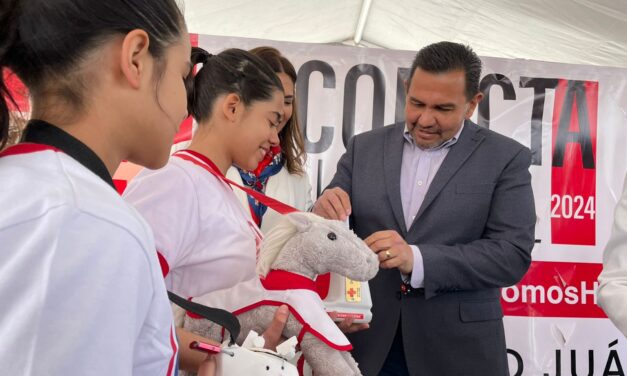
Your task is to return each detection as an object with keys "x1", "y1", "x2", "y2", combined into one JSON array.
[
  {"x1": 2, "y1": 68, "x2": 29, "y2": 112},
  {"x1": 550, "y1": 79, "x2": 598, "y2": 245},
  {"x1": 501, "y1": 260, "x2": 605, "y2": 318}
]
